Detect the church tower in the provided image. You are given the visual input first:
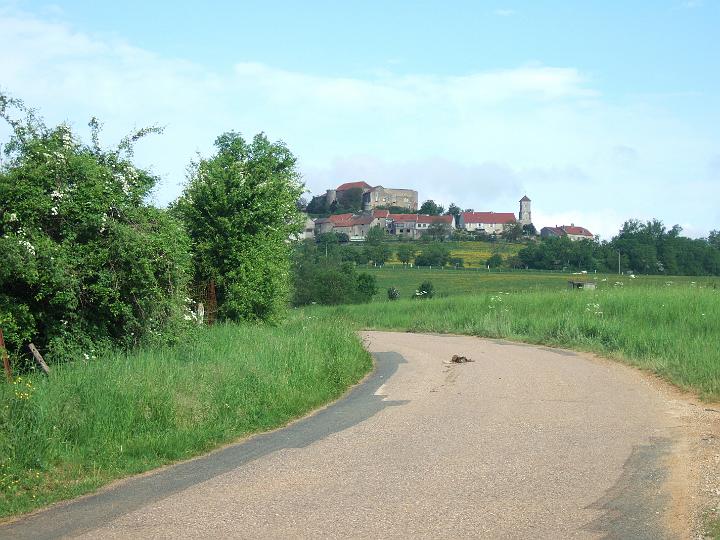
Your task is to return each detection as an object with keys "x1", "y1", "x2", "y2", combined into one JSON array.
[{"x1": 519, "y1": 195, "x2": 531, "y2": 226}]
